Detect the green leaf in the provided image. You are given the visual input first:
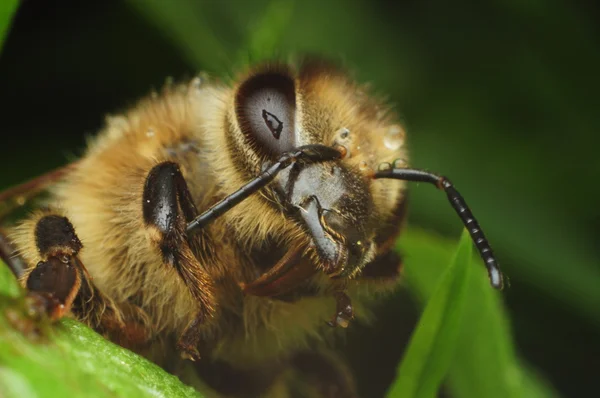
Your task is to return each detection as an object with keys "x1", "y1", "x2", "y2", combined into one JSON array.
[
  {"x1": 386, "y1": 229, "x2": 471, "y2": 398},
  {"x1": 0, "y1": 262, "x2": 203, "y2": 398},
  {"x1": 124, "y1": 0, "x2": 233, "y2": 72},
  {"x1": 125, "y1": 0, "x2": 295, "y2": 73},
  {"x1": 0, "y1": 0, "x2": 19, "y2": 54},
  {"x1": 236, "y1": 0, "x2": 295, "y2": 67},
  {"x1": 398, "y1": 228, "x2": 559, "y2": 398}
]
